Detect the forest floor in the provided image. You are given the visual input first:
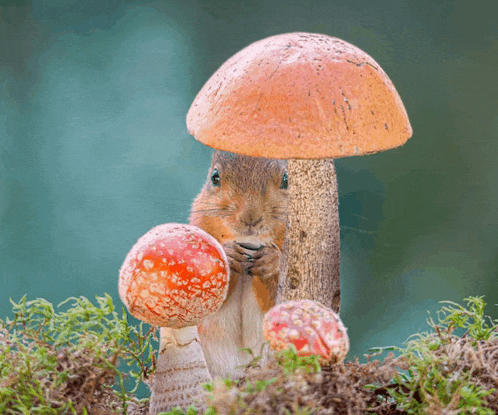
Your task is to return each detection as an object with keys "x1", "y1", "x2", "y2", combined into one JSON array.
[{"x1": 1, "y1": 296, "x2": 497, "y2": 414}]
